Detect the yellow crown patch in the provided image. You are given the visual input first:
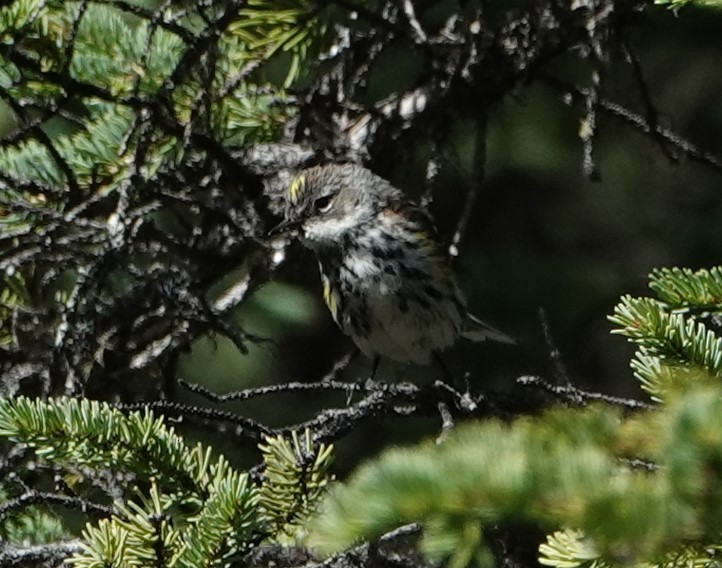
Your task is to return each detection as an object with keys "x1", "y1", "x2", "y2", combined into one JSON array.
[{"x1": 288, "y1": 175, "x2": 306, "y2": 205}]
